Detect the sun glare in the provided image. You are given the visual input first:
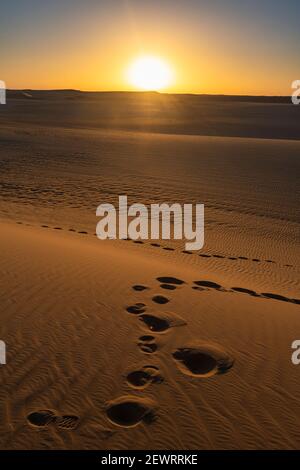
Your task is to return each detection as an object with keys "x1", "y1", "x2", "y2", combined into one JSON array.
[{"x1": 127, "y1": 56, "x2": 173, "y2": 91}]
